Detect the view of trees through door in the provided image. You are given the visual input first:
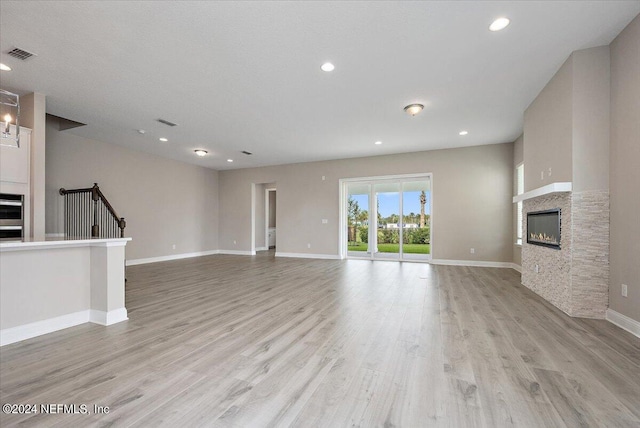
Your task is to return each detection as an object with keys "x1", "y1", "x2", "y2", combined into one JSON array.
[{"x1": 345, "y1": 176, "x2": 431, "y2": 261}]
